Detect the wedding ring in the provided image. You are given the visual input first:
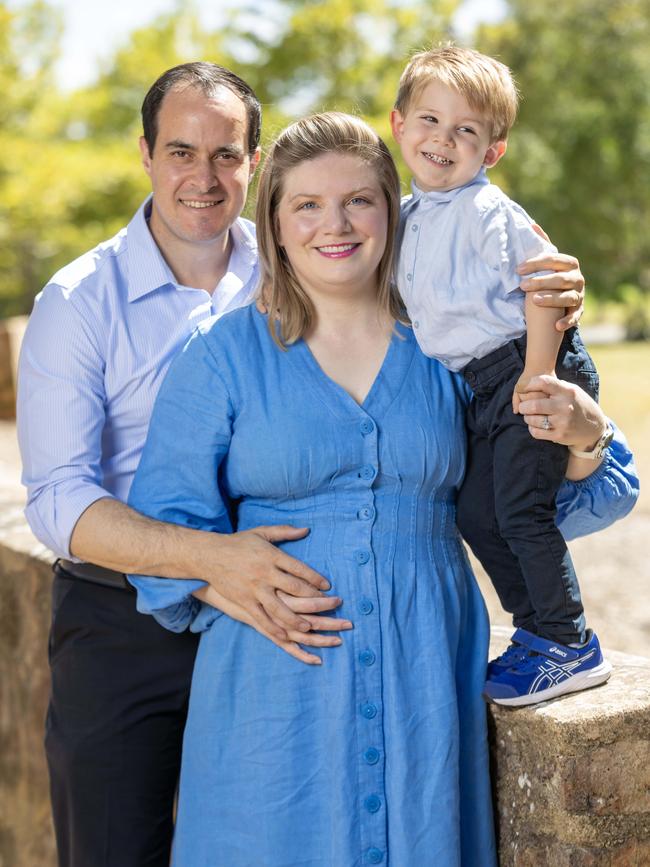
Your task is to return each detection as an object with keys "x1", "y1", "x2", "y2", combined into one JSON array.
[{"x1": 542, "y1": 416, "x2": 551, "y2": 431}]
